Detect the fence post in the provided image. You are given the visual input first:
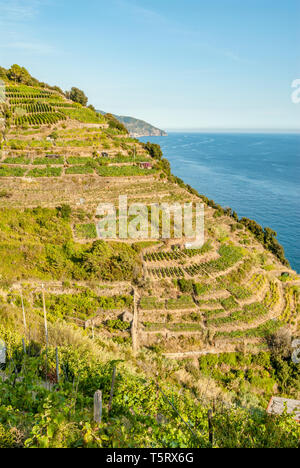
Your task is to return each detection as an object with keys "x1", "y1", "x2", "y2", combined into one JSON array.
[
  {"x1": 56, "y1": 347, "x2": 60, "y2": 383},
  {"x1": 0, "y1": 340, "x2": 6, "y2": 370},
  {"x1": 42, "y1": 284, "x2": 48, "y2": 384},
  {"x1": 208, "y1": 409, "x2": 213, "y2": 447},
  {"x1": 20, "y1": 289, "x2": 27, "y2": 338},
  {"x1": 108, "y1": 367, "x2": 116, "y2": 414},
  {"x1": 22, "y1": 338, "x2": 26, "y2": 355},
  {"x1": 94, "y1": 390, "x2": 103, "y2": 424}
]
